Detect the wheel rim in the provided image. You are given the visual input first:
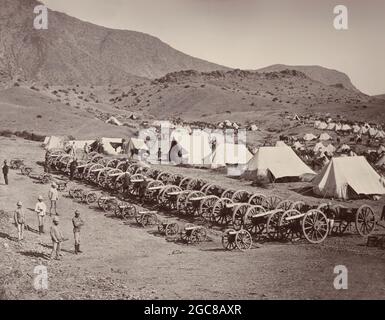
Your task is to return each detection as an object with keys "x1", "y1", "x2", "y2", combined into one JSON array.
[{"x1": 302, "y1": 210, "x2": 329, "y2": 244}]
